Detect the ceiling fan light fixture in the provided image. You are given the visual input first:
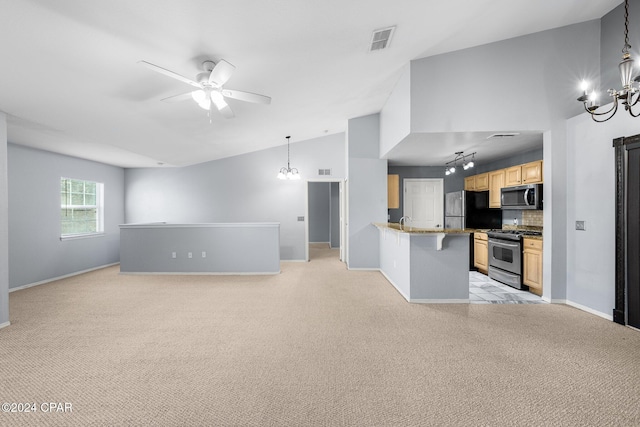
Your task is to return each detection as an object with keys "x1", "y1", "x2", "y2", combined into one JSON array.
[
  {"x1": 210, "y1": 91, "x2": 226, "y2": 109},
  {"x1": 191, "y1": 90, "x2": 206, "y2": 103}
]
